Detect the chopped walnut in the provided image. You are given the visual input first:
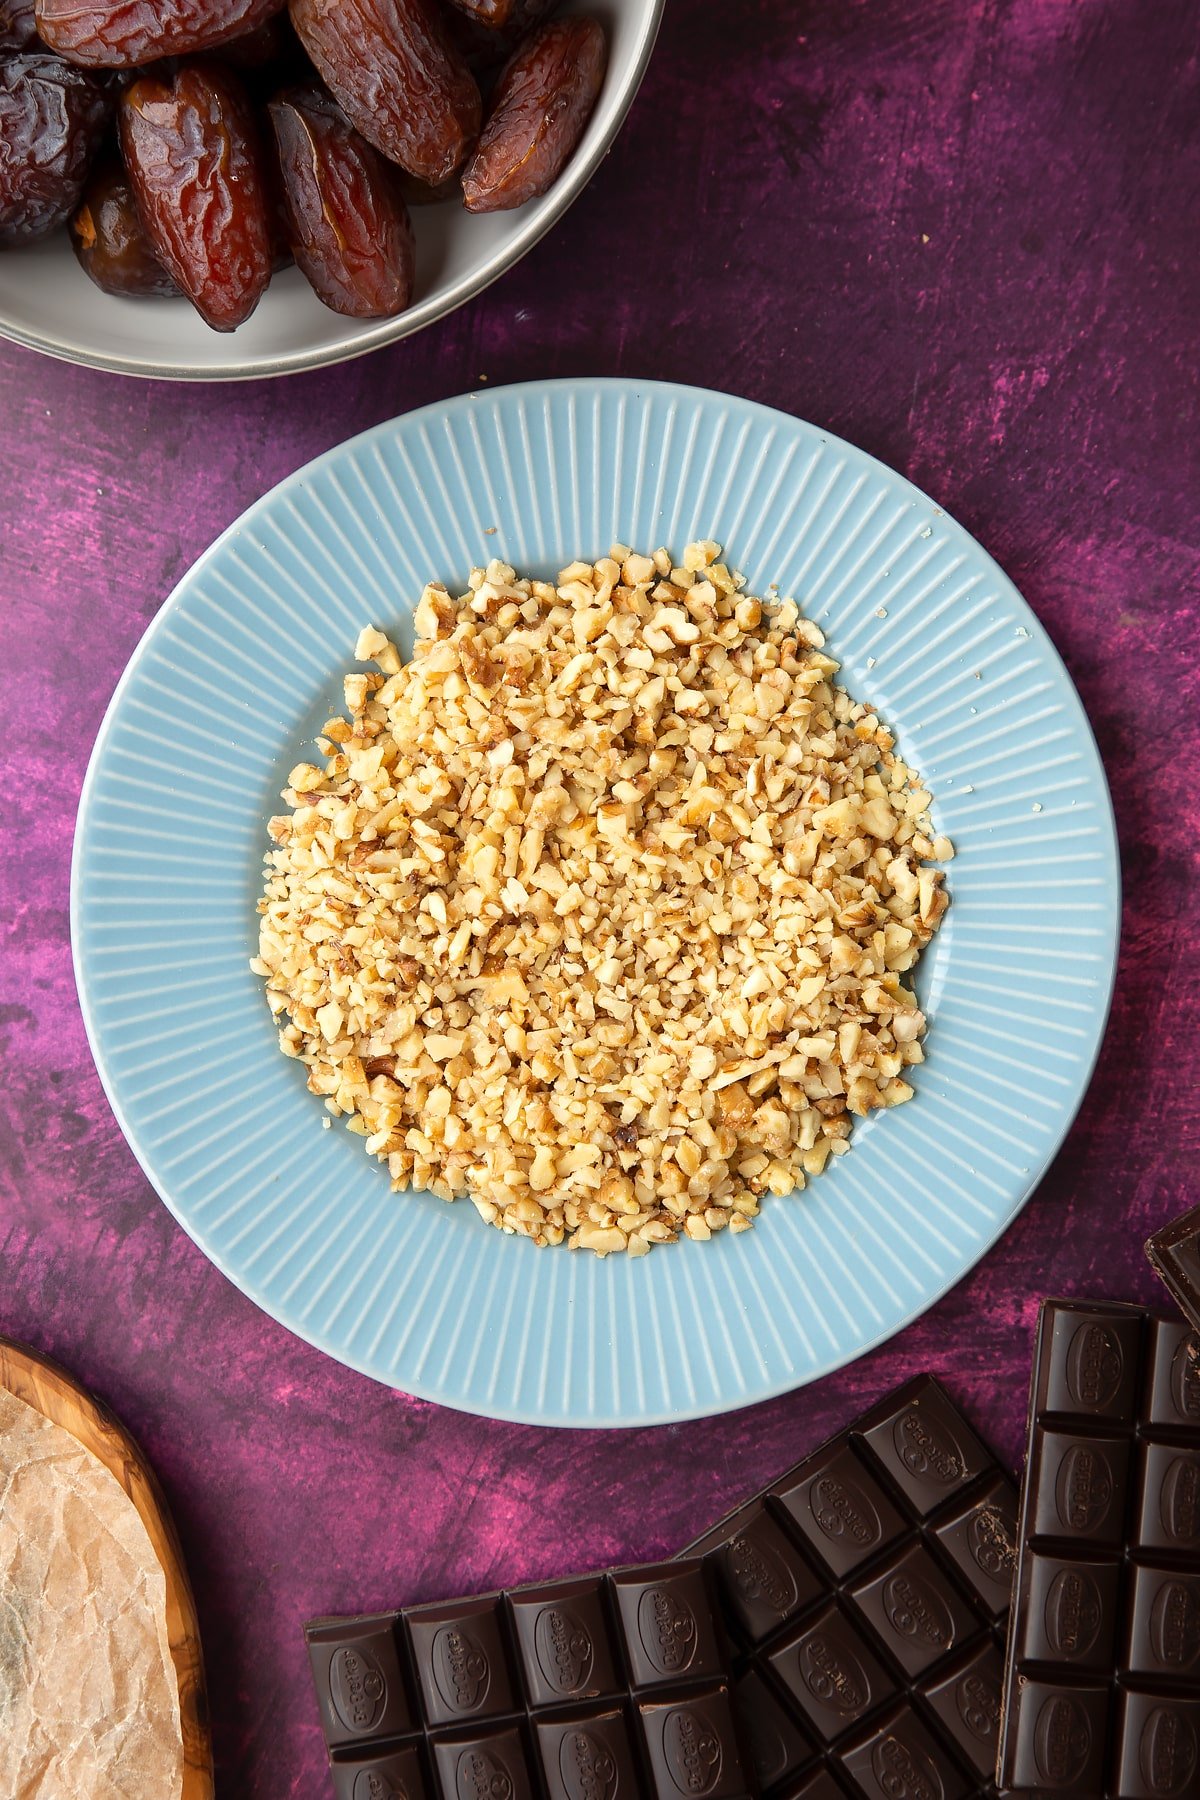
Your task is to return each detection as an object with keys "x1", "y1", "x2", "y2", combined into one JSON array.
[{"x1": 254, "y1": 544, "x2": 951, "y2": 1255}]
